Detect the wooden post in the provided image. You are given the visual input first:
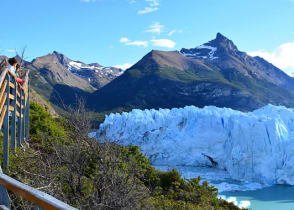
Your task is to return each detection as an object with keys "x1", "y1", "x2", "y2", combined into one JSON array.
[
  {"x1": 17, "y1": 86, "x2": 22, "y2": 147},
  {"x1": 2, "y1": 74, "x2": 10, "y2": 169},
  {"x1": 11, "y1": 79, "x2": 17, "y2": 154},
  {"x1": 25, "y1": 82, "x2": 30, "y2": 141}
]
